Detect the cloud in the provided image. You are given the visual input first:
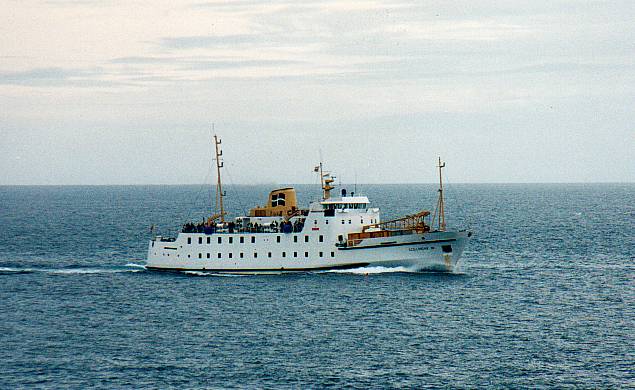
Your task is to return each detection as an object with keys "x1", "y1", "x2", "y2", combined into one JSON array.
[
  {"x1": 0, "y1": 66, "x2": 146, "y2": 88},
  {"x1": 0, "y1": 67, "x2": 96, "y2": 86},
  {"x1": 159, "y1": 34, "x2": 267, "y2": 50},
  {"x1": 110, "y1": 56, "x2": 303, "y2": 69}
]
